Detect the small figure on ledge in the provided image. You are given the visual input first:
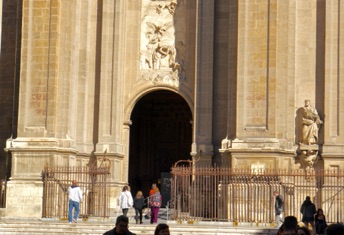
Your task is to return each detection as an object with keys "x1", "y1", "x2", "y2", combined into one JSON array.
[{"x1": 301, "y1": 99, "x2": 323, "y2": 145}]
